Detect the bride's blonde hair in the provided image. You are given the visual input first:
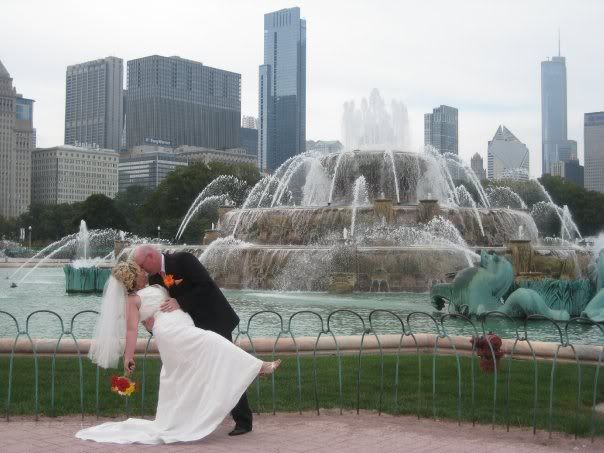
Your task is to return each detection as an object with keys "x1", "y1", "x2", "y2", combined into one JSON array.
[{"x1": 112, "y1": 261, "x2": 141, "y2": 292}]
